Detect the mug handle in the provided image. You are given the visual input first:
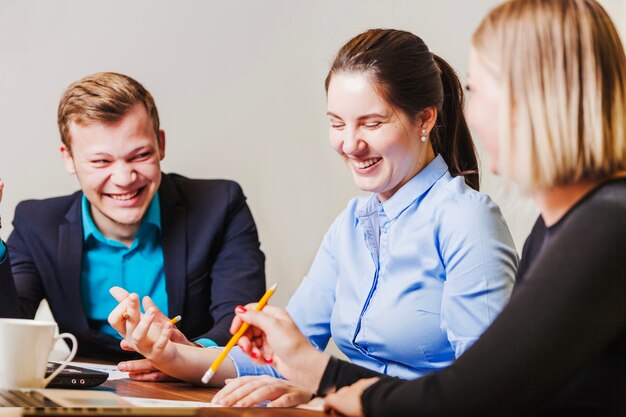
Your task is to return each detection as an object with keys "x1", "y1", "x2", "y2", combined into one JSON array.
[{"x1": 43, "y1": 332, "x2": 78, "y2": 387}]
